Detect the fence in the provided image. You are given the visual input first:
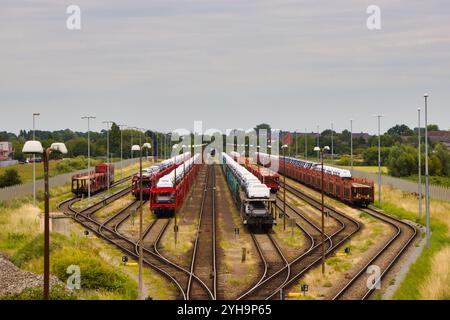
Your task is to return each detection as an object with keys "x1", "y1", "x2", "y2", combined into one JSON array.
[
  {"x1": 352, "y1": 169, "x2": 450, "y2": 202},
  {"x1": 0, "y1": 158, "x2": 140, "y2": 203}
]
